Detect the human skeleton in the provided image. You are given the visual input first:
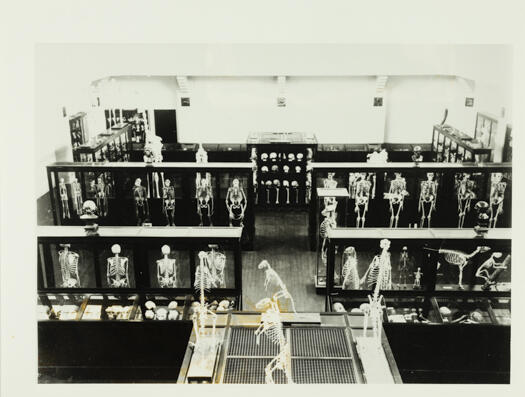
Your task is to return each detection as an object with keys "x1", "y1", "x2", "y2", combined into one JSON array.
[
  {"x1": 341, "y1": 246, "x2": 360, "y2": 290},
  {"x1": 419, "y1": 172, "x2": 438, "y2": 228},
  {"x1": 413, "y1": 268, "x2": 422, "y2": 289},
  {"x1": 434, "y1": 246, "x2": 491, "y2": 289},
  {"x1": 354, "y1": 173, "x2": 372, "y2": 228},
  {"x1": 385, "y1": 173, "x2": 409, "y2": 228},
  {"x1": 106, "y1": 244, "x2": 129, "y2": 288},
  {"x1": 206, "y1": 245, "x2": 227, "y2": 288},
  {"x1": 398, "y1": 246, "x2": 410, "y2": 285},
  {"x1": 258, "y1": 260, "x2": 296, "y2": 313},
  {"x1": 361, "y1": 239, "x2": 392, "y2": 290},
  {"x1": 455, "y1": 173, "x2": 477, "y2": 228},
  {"x1": 157, "y1": 245, "x2": 177, "y2": 288},
  {"x1": 94, "y1": 176, "x2": 110, "y2": 217},
  {"x1": 162, "y1": 179, "x2": 176, "y2": 226},
  {"x1": 71, "y1": 178, "x2": 83, "y2": 216},
  {"x1": 475, "y1": 253, "x2": 510, "y2": 291},
  {"x1": 226, "y1": 178, "x2": 247, "y2": 226},
  {"x1": 58, "y1": 244, "x2": 81, "y2": 287},
  {"x1": 489, "y1": 173, "x2": 507, "y2": 228},
  {"x1": 320, "y1": 213, "x2": 337, "y2": 268},
  {"x1": 133, "y1": 178, "x2": 149, "y2": 225},
  {"x1": 196, "y1": 174, "x2": 214, "y2": 226},
  {"x1": 59, "y1": 178, "x2": 71, "y2": 219},
  {"x1": 254, "y1": 296, "x2": 293, "y2": 384}
]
